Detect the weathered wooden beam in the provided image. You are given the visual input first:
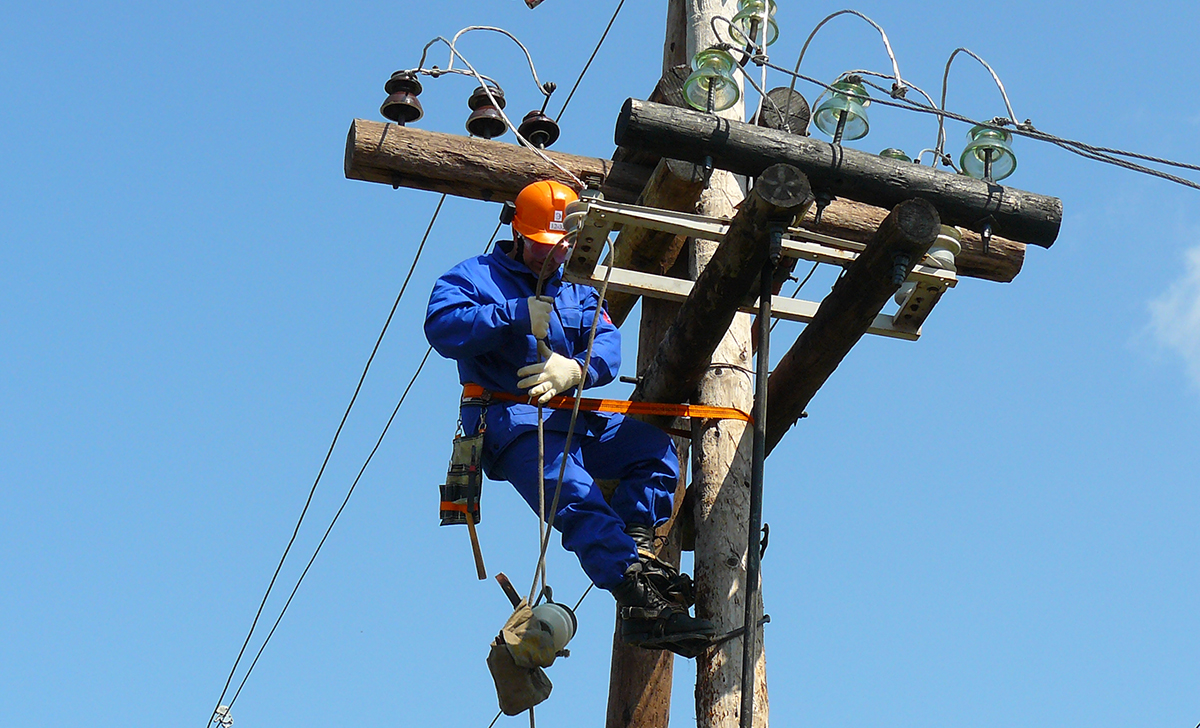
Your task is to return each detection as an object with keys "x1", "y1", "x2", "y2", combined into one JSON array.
[
  {"x1": 605, "y1": 24, "x2": 690, "y2": 727},
  {"x1": 811, "y1": 196, "x2": 1022, "y2": 284},
  {"x1": 346, "y1": 119, "x2": 1022, "y2": 282},
  {"x1": 765, "y1": 198, "x2": 941, "y2": 455},
  {"x1": 604, "y1": 160, "x2": 705, "y2": 326},
  {"x1": 602, "y1": 62, "x2": 703, "y2": 328},
  {"x1": 615, "y1": 98, "x2": 1062, "y2": 249},
  {"x1": 633, "y1": 164, "x2": 813, "y2": 406},
  {"x1": 605, "y1": 262, "x2": 689, "y2": 728},
  {"x1": 345, "y1": 119, "x2": 652, "y2": 204}
]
